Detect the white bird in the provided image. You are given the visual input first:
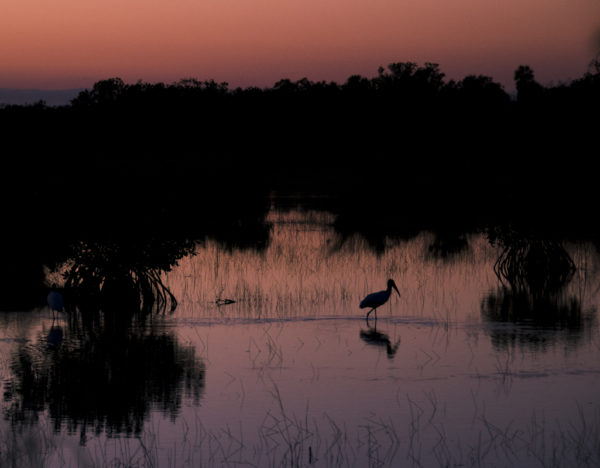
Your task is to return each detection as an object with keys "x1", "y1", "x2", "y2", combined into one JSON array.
[
  {"x1": 359, "y1": 279, "x2": 400, "y2": 321},
  {"x1": 47, "y1": 284, "x2": 64, "y2": 314}
]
